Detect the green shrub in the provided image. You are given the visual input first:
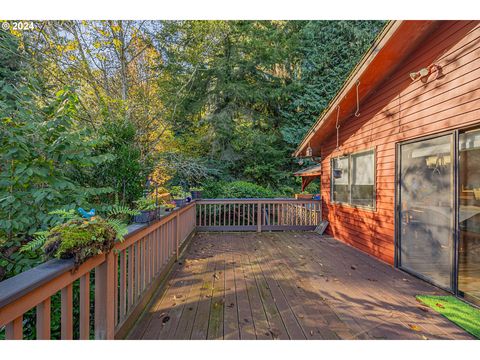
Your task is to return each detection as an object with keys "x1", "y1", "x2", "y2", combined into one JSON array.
[
  {"x1": 169, "y1": 185, "x2": 189, "y2": 199},
  {"x1": 303, "y1": 180, "x2": 320, "y2": 194},
  {"x1": 134, "y1": 196, "x2": 157, "y2": 211},
  {"x1": 202, "y1": 180, "x2": 277, "y2": 199}
]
